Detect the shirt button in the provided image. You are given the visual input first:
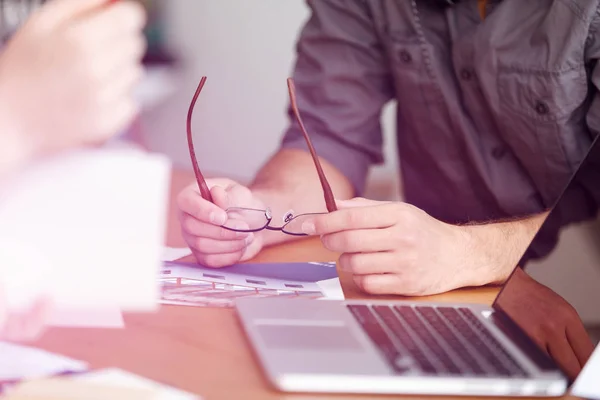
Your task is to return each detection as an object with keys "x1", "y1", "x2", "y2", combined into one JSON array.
[
  {"x1": 399, "y1": 50, "x2": 412, "y2": 63},
  {"x1": 460, "y1": 68, "x2": 474, "y2": 81},
  {"x1": 535, "y1": 101, "x2": 550, "y2": 115},
  {"x1": 492, "y1": 146, "x2": 507, "y2": 159}
]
